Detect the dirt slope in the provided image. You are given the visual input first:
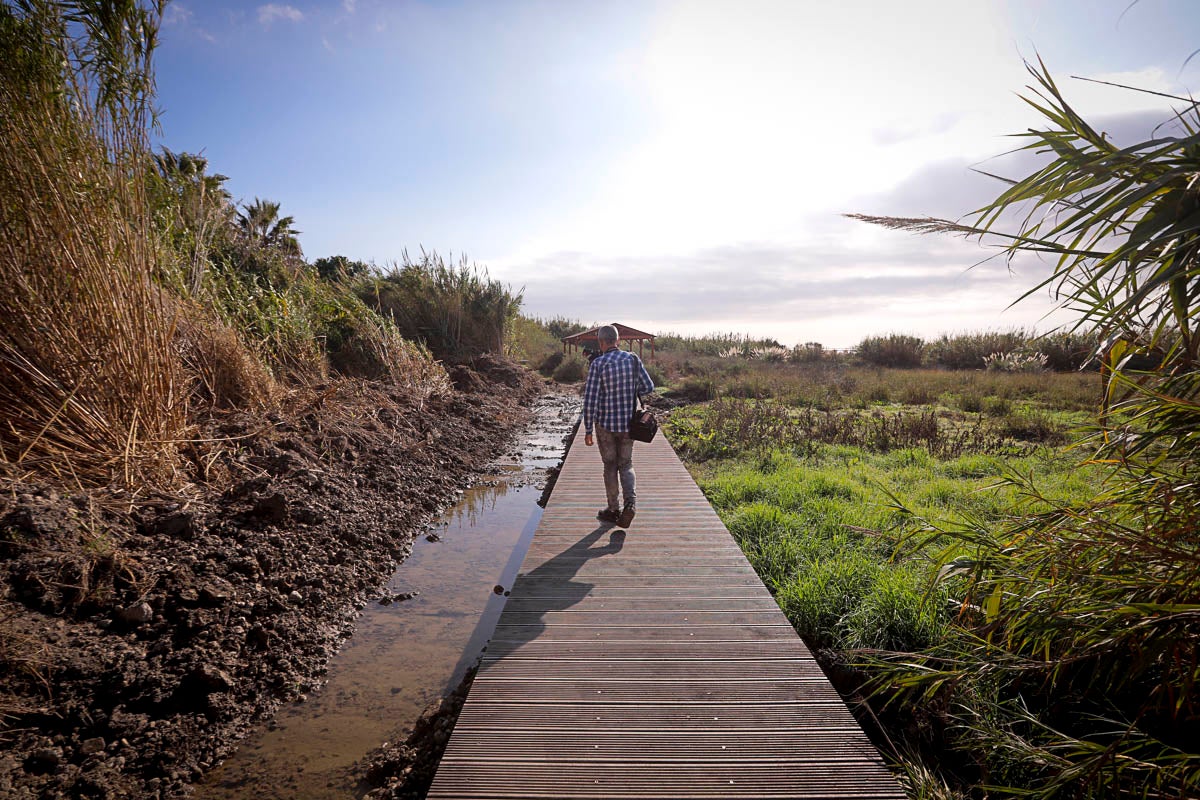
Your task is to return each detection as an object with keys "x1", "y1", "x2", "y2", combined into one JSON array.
[{"x1": 0, "y1": 357, "x2": 545, "y2": 799}]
